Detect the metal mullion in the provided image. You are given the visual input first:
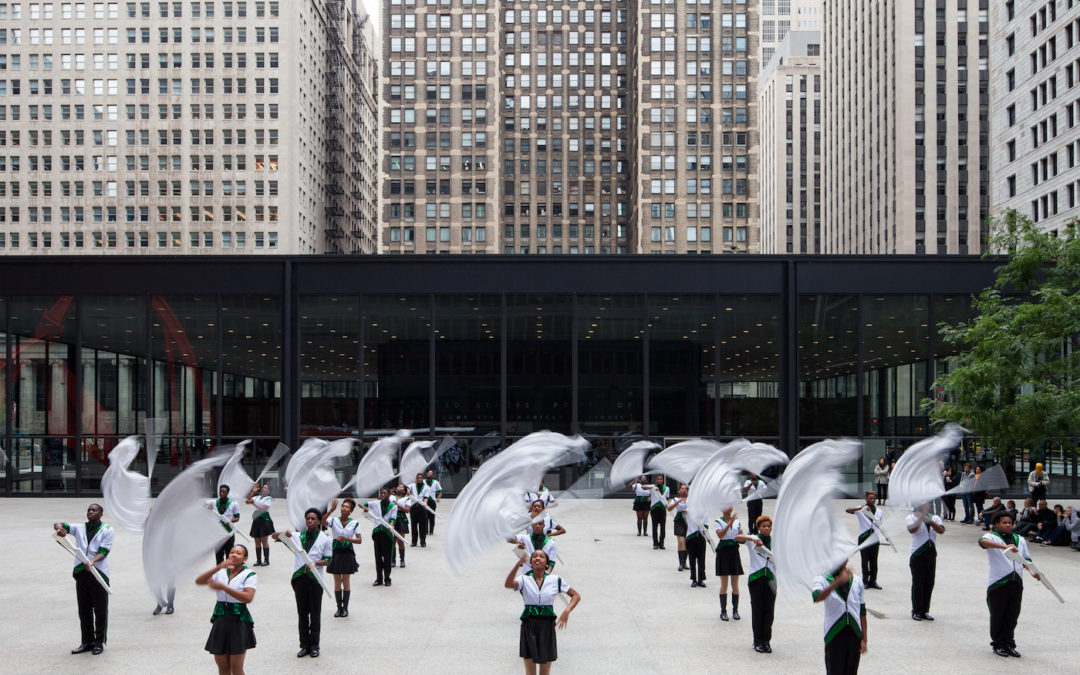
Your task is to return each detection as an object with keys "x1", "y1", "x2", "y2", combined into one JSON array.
[
  {"x1": 856, "y1": 293, "x2": 865, "y2": 494},
  {"x1": 642, "y1": 293, "x2": 650, "y2": 442},
  {"x1": 571, "y1": 294, "x2": 579, "y2": 436}
]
